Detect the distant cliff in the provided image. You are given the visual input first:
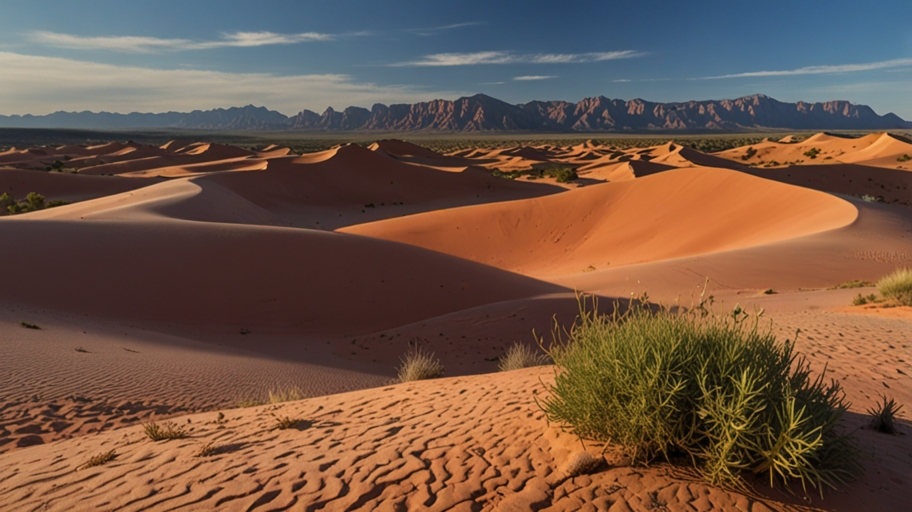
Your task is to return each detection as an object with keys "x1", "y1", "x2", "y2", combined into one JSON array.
[{"x1": 2, "y1": 94, "x2": 907, "y2": 132}]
